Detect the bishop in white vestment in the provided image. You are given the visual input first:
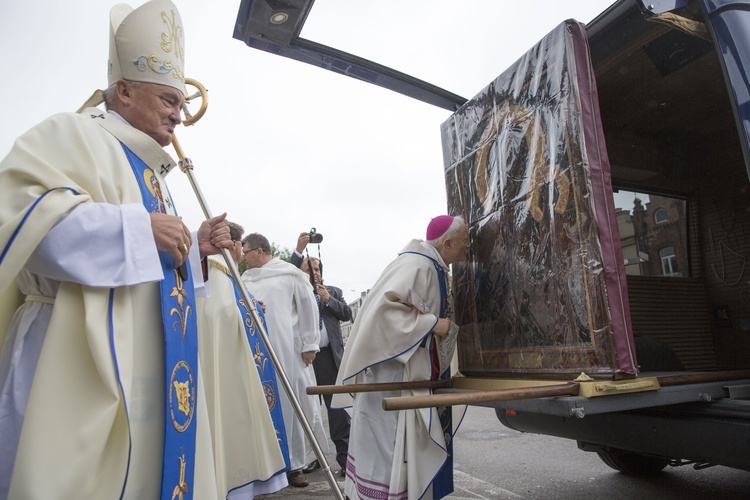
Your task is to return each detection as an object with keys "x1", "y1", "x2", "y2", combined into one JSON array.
[
  {"x1": 0, "y1": 1, "x2": 230, "y2": 498},
  {"x1": 332, "y1": 216, "x2": 470, "y2": 500}
]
